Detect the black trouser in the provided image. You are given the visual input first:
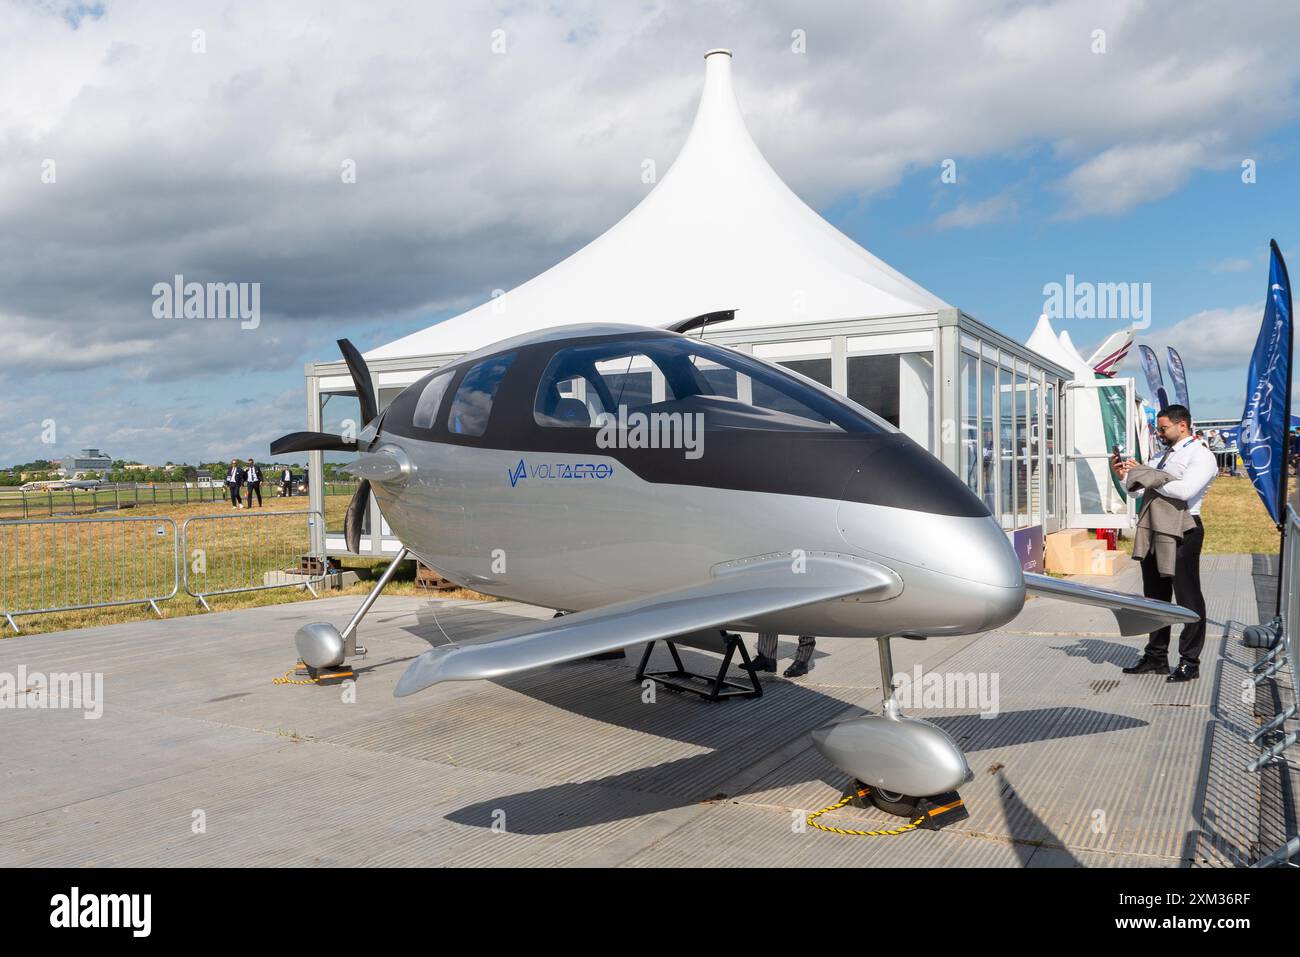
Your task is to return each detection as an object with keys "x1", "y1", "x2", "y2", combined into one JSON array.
[
  {"x1": 228, "y1": 482, "x2": 241, "y2": 506},
  {"x1": 246, "y1": 481, "x2": 262, "y2": 507},
  {"x1": 1140, "y1": 516, "x2": 1207, "y2": 668}
]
